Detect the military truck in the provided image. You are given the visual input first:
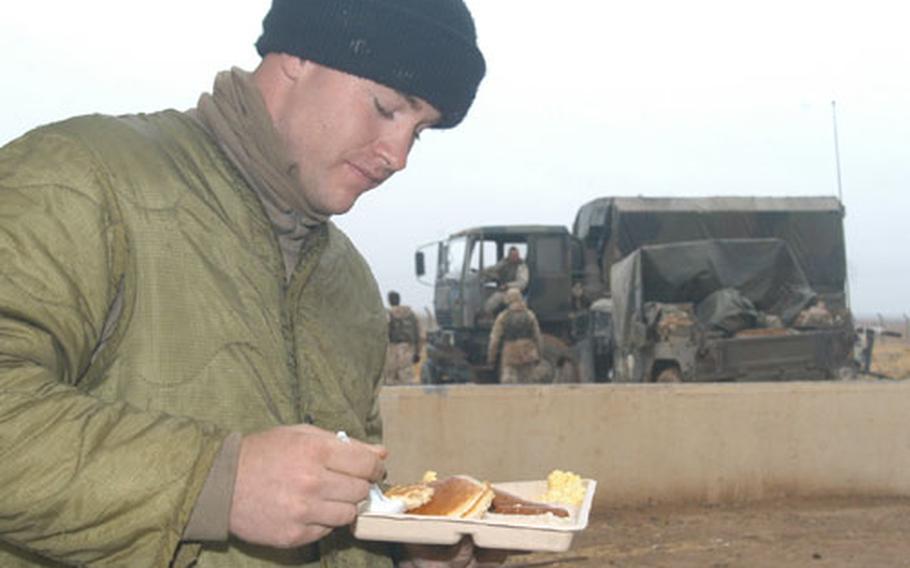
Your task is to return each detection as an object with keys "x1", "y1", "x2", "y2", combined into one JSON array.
[
  {"x1": 610, "y1": 238, "x2": 854, "y2": 382},
  {"x1": 415, "y1": 196, "x2": 854, "y2": 384}
]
